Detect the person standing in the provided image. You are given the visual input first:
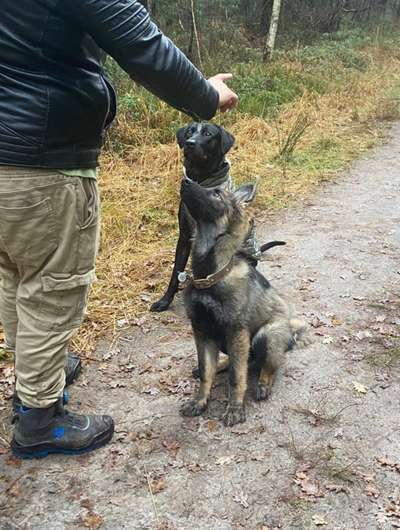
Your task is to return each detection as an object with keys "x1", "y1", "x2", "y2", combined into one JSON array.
[{"x1": 0, "y1": 0, "x2": 238, "y2": 458}]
